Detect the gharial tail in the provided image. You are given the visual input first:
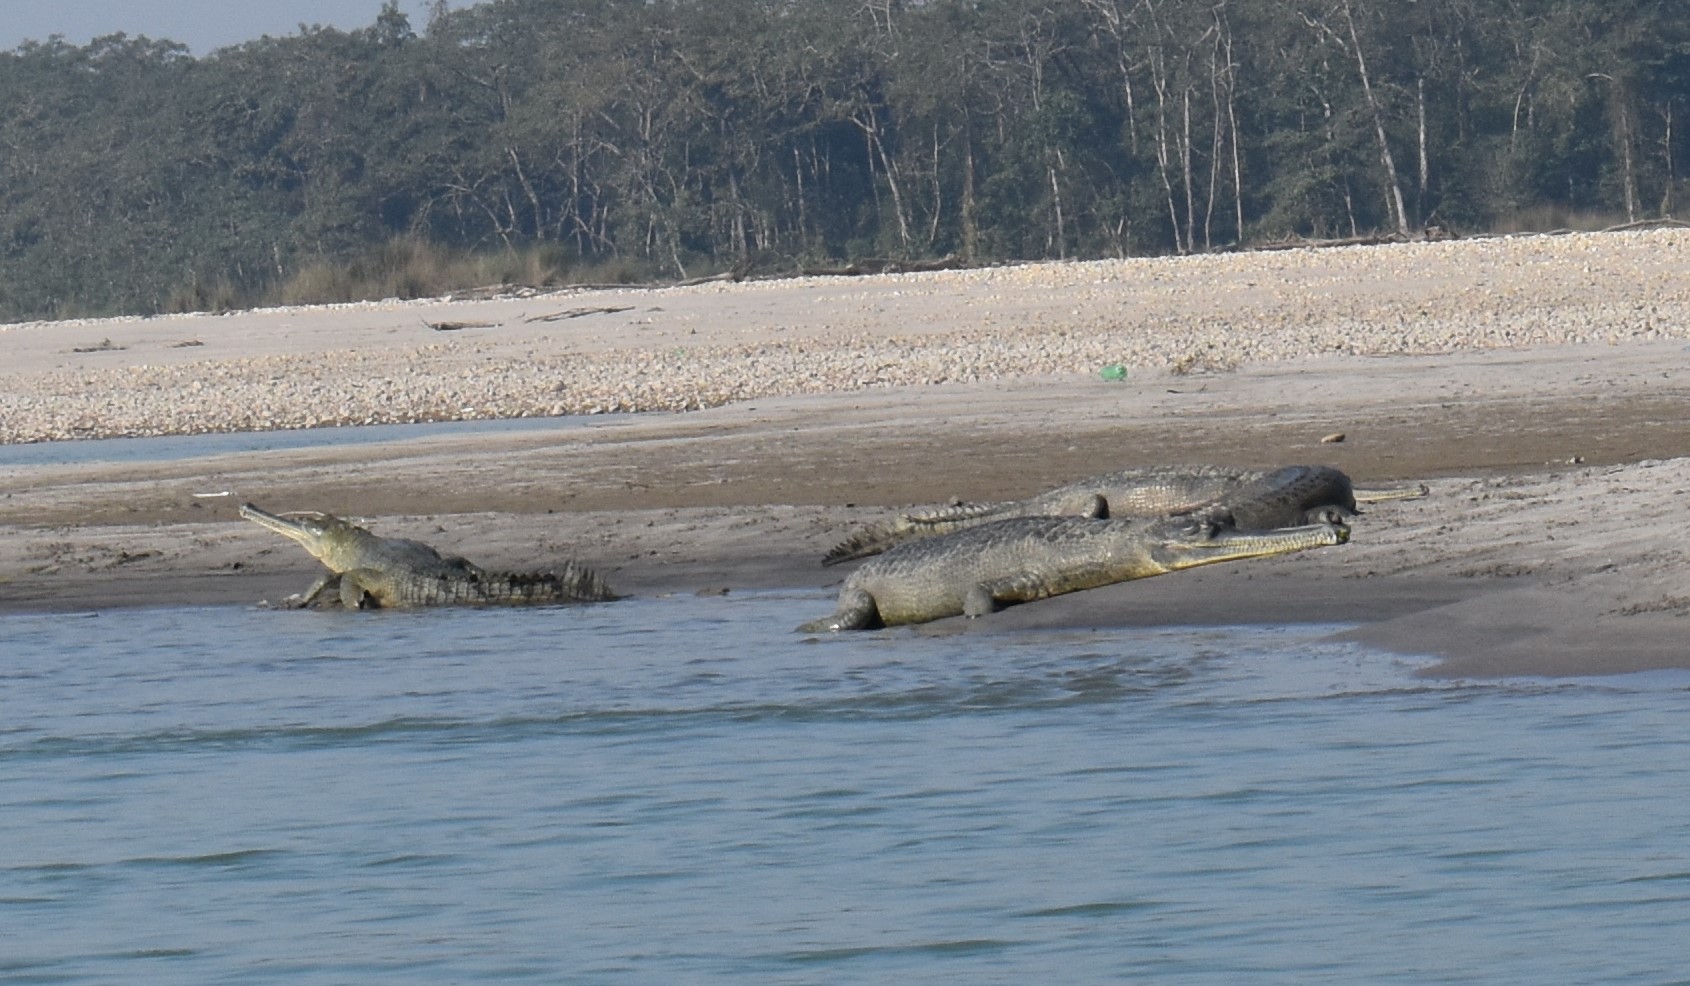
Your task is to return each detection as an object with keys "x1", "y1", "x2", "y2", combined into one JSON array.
[
  {"x1": 821, "y1": 501, "x2": 1011, "y2": 566},
  {"x1": 479, "y1": 561, "x2": 621, "y2": 604}
]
